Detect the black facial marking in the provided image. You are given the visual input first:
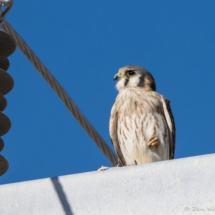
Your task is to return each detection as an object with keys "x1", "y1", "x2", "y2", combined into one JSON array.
[
  {"x1": 150, "y1": 82, "x2": 156, "y2": 91},
  {"x1": 124, "y1": 78, "x2": 129, "y2": 86},
  {"x1": 138, "y1": 75, "x2": 145, "y2": 87},
  {"x1": 123, "y1": 65, "x2": 156, "y2": 90}
]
